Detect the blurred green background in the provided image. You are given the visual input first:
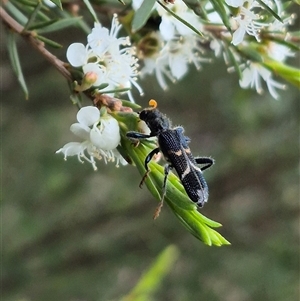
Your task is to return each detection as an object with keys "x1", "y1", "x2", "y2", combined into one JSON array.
[{"x1": 2, "y1": 22, "x2": 299, "y2": 301}]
